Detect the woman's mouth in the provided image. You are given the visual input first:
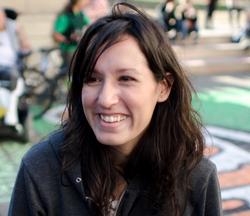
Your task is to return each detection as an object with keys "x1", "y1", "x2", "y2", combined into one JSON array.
[{"x1": 99, "y1": 114, "x2": 127, "y2": 123}]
